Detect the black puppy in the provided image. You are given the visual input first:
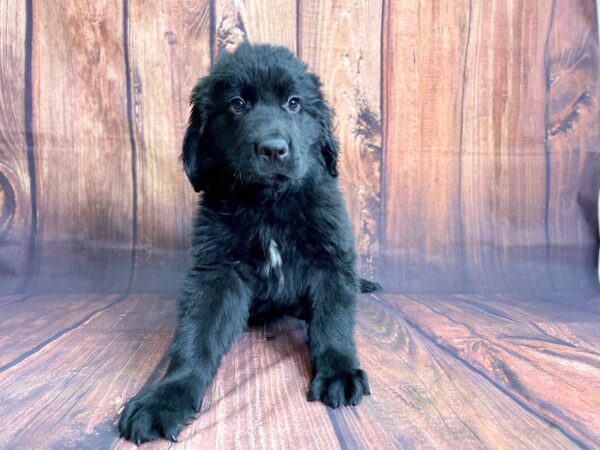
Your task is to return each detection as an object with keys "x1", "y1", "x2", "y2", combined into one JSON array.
[{"x1": 119, "y1": 43, "x2": 377, "y2": 444}]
